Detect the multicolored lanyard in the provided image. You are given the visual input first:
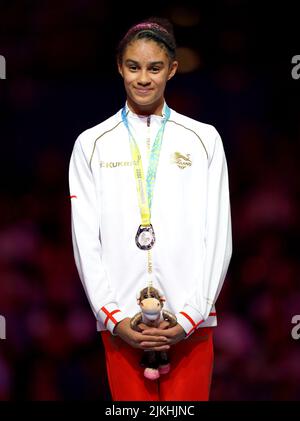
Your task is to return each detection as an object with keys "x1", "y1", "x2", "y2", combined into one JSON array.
[{"x1": 121, "y1": 104, "x2": 170, "y2": 250}]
